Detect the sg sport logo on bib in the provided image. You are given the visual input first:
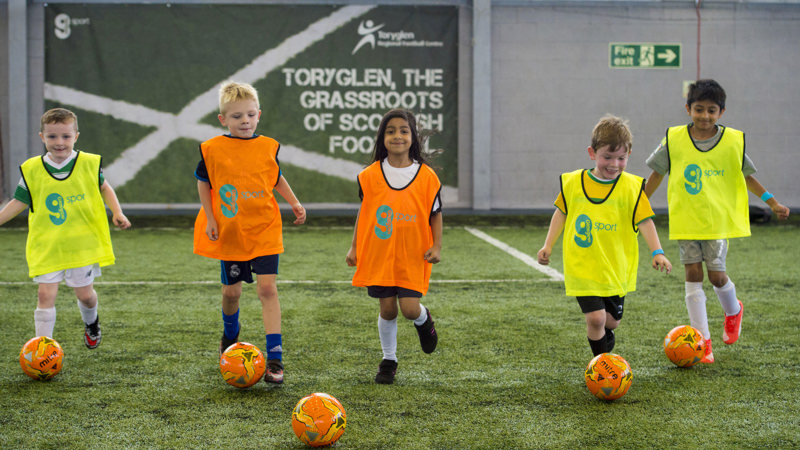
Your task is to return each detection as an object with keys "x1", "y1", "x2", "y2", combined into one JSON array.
[
  {"x1": 373, "y1": 204, "x2": 417, "y2": 240},
  {"x1": 46, "y1": 193, "x2": 67, "y2": 225},
  {"x1": 684, "y1": 164, "x2": 702, "y2": 195},
  {"x1": 573, "y1": 214, "x2": 593, "y2": 248},
  {"x1": 573, "y1": 213, "x2": 618, "y2": 248},
  {"x1": 219, "y1": 184, "x2": 239, "y2": 218},
  {"x1": 46, "y1": 192, "x2": 87, "y2": 225}
]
